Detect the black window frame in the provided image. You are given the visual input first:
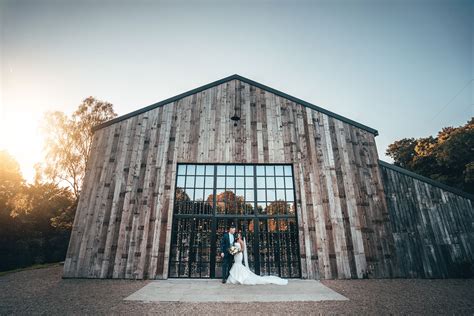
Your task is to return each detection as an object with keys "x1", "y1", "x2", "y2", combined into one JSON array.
[{"x1": 169, "y1": 163, "x2": 302, "y2": 279}]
